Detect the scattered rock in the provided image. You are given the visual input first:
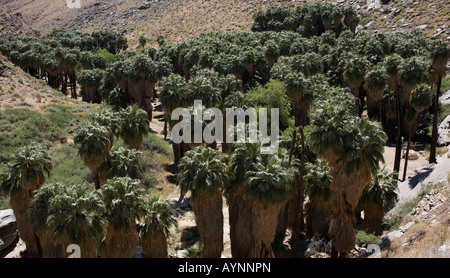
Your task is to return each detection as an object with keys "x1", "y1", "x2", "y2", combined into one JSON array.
[
  {"x1": 416, "y1": 24, "x2": 428, "y2": 30},
  {"x1": 366, "y1": 0, "x2": 381, "y2": 12},
  {"x1": 380, "y1": 230, "x2": 403, "y2": 249},
  {"x1": 408, "y1": 150, "x2": 420, "y2": 160},
  {"x1": 0, "y1": 209, "x2": 18, "y2": 255},
  {"x1": 440, "y1": 90, "x2": 450, "y2": 106},
  {"x1": 304, "y1": 239, "x2": 332, "y2": 258},
  {"x1": 410, "y1": 185, "x2": 448, "y2": 219},
  {"x1": 138, "y1": 3, "x2": 151, "y2": 10},
  {"x1": 399, "y1": 221, "x2": 414, "y2": 233},
  {"x1": 437, "y1": 115, "x2": 450, "y2": 146},
  {"x1": 439, "y1": 244, "x2": 449, "y2": 254}
]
